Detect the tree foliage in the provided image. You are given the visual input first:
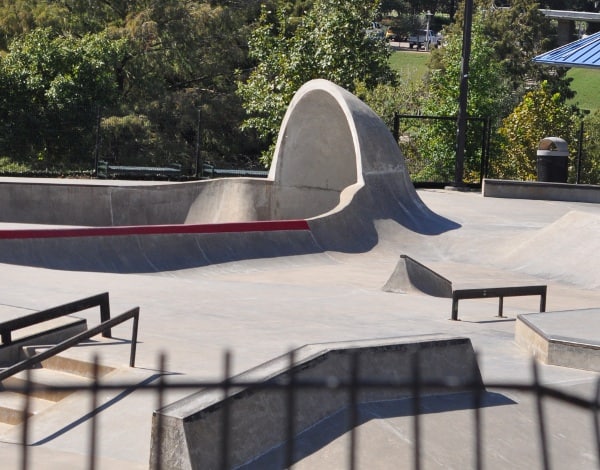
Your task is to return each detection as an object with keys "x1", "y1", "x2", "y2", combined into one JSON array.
[
  {"x1": 496, "y1": 81, "x2": 580, "y2": 180},
  {"x1": 0, "y1": 0, "x2": 262, "y2": 171},
  {"x1": 0, "y1": 28, "x2": 126, "y2": 166},
  {"x1": 408, "y1": 7, "x2": 510, "y2": 182},
  {"x1": 237, "y1": 0, "x2": 396, "y2": 165}
]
